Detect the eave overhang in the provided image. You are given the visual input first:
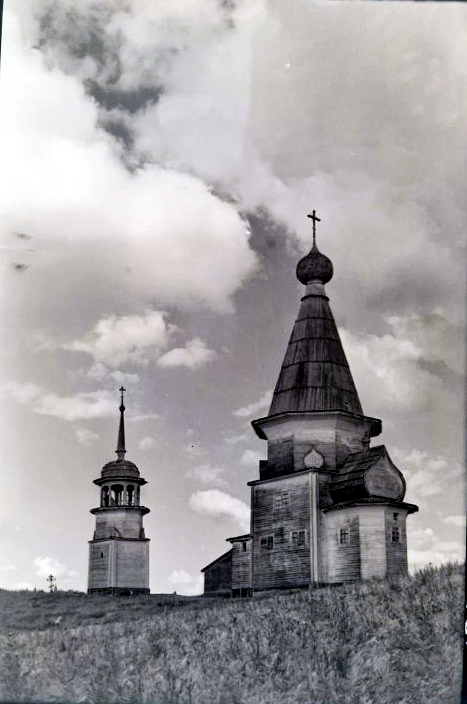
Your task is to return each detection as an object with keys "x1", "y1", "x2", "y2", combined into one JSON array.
[
  {"x1": 252, "y1": 410, "x2": 382, "y2": 440},
  {"x1": 90, "y1": 505, "x2": 150, "y2": 515},
  {"x1": 93, "y1": 475, "x2": 147, "y2": 486},
  {"x1": 226, "y1": 534, "x2": 251, "y2": 543},
  {"x1": 323, "y1": 498, "x2": 419, "y2": 514}
]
